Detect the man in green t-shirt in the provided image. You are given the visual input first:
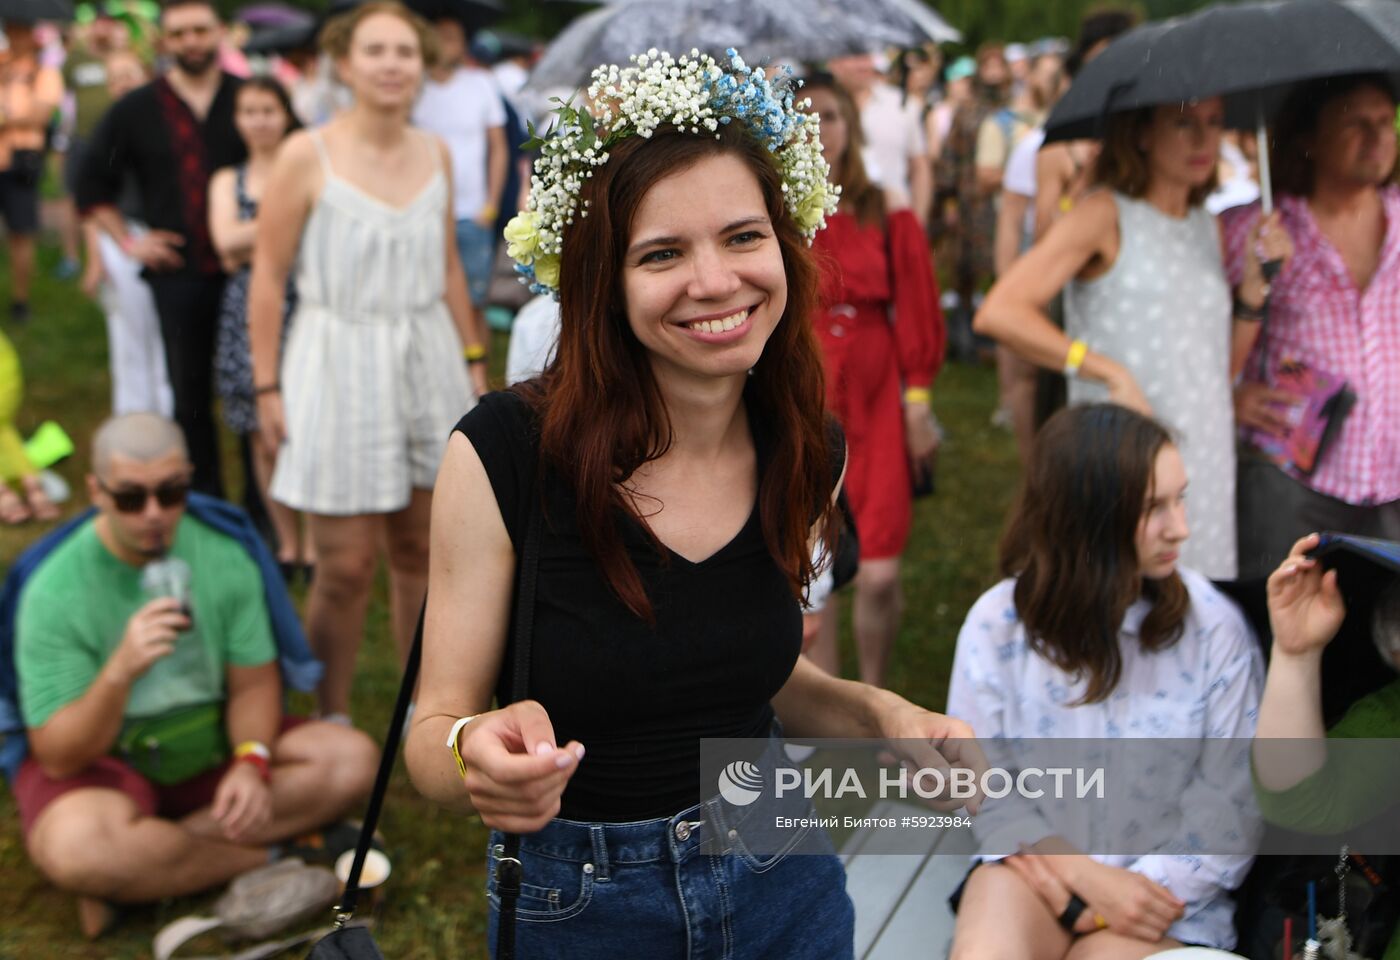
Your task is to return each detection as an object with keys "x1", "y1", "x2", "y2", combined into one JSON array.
[{"x1": 14, "y1": 413, "x2": 377, "y2": 928}]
